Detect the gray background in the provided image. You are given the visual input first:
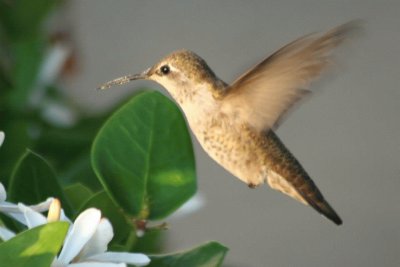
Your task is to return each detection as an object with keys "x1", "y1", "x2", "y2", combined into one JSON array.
[{"x1": 63, "y1": 1, "x2": 399, "y2": 266}]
